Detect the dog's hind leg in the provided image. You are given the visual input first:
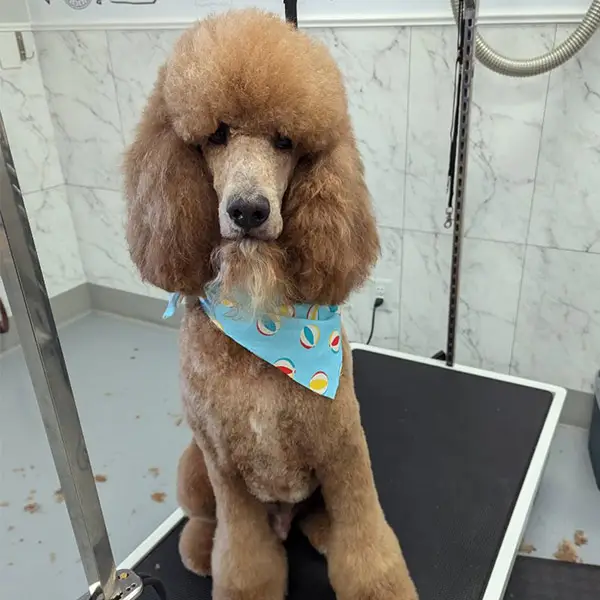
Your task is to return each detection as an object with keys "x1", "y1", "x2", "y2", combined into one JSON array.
[{"x1": 177, "y1": 440, "x2": 217, "y2": 577}]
